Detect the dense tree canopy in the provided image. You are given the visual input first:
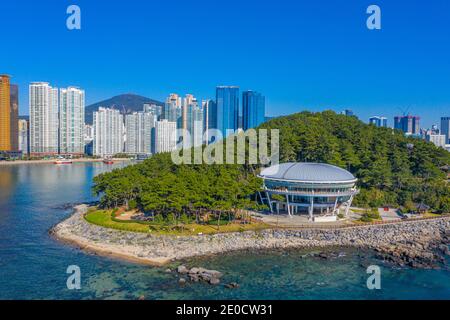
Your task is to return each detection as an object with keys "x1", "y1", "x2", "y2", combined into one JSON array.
[
  {"x1": 93, "y1": 111, "x2": 450, "y2": 214},
  {"x1": 259, "y1": 111, "x2": 450, "y2": 212}
]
